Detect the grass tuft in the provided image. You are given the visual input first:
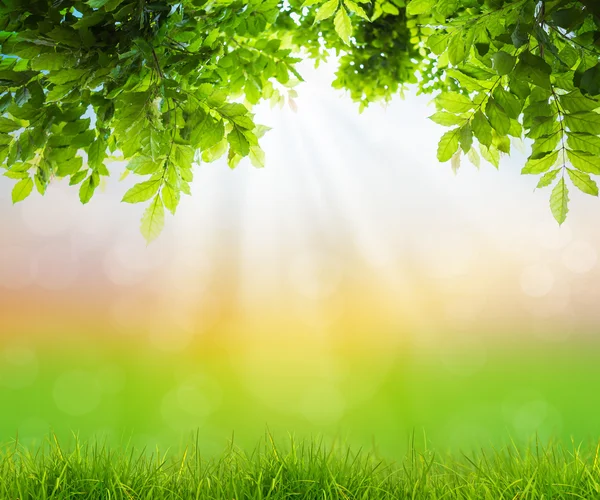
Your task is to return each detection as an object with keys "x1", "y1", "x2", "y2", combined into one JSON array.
[{"x1": 1, "y1": 435, "x2": 600, "y2": 498}]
